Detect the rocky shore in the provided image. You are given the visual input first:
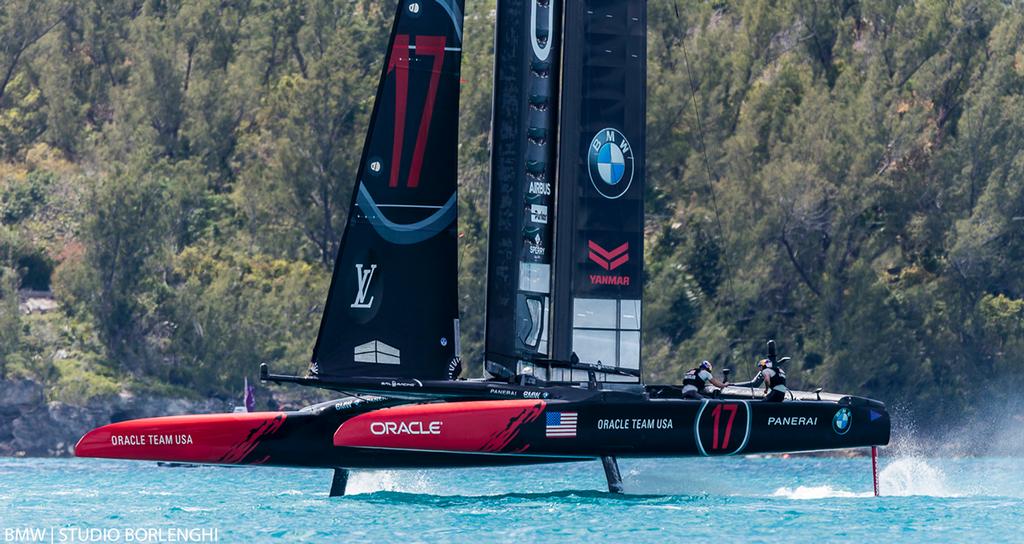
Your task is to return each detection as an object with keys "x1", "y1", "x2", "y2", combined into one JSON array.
[{"x1": 0, "y1": 379, "x2": 233, "y2": 457}]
